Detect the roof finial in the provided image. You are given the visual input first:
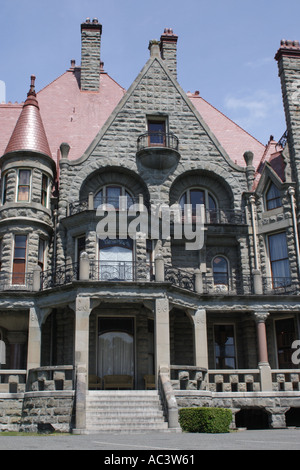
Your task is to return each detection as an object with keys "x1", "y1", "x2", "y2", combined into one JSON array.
[{"x1": 28, "y1": 75, "x2": 36, "y2": 96}]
